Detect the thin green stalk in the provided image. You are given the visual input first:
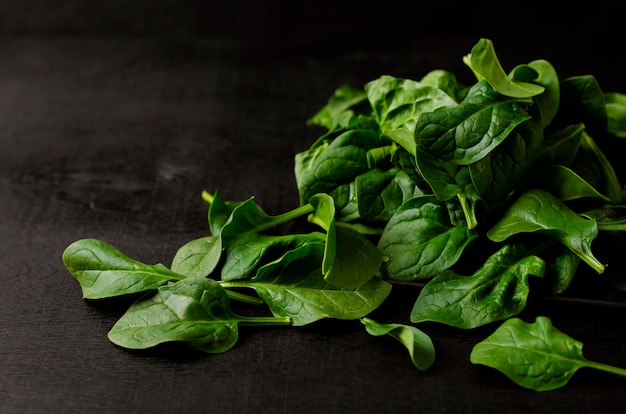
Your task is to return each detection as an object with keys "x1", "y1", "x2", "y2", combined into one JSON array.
[
  {"x1": 224, "y1": 289, "x2": 265, "y2": 305},
  {"x1": 457, "y1": 193, "x2": 478, "y2": 229},
  {"x1": 239, "y1": 316, "x2": 292, "y2": 326},
  {"x1": 584, "y1": 360, "x2": 626, "y2": 377},
  {"x1": 254, "y1": 204, "x2": 315, "y2": 233}
]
